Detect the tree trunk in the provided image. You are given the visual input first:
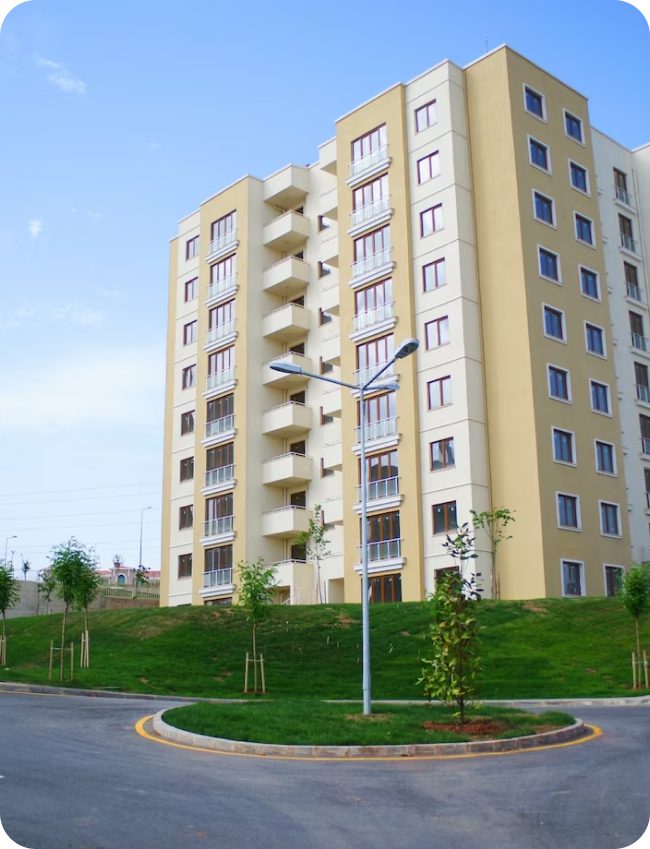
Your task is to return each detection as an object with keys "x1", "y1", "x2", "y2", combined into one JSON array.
[
  {"x1": 636, "y1": 617, "x2": 641, "y2": 660},
  {"x1": 60, "y1": 605, "x2": 68, "y2": 680},
  {"x1": 2, "y1": 610, "x2": 5, "y2": 638},
  {"x1": 252, "y1": 623, "x2": 257, "y2": 693}
]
